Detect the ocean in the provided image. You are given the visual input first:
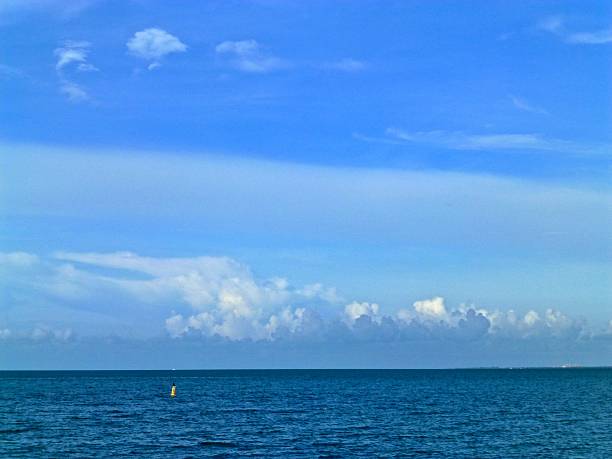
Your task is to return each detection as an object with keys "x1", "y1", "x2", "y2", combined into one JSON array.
[{"x1": 1, "y1": 369, "x2": 611, "y2": 457}]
